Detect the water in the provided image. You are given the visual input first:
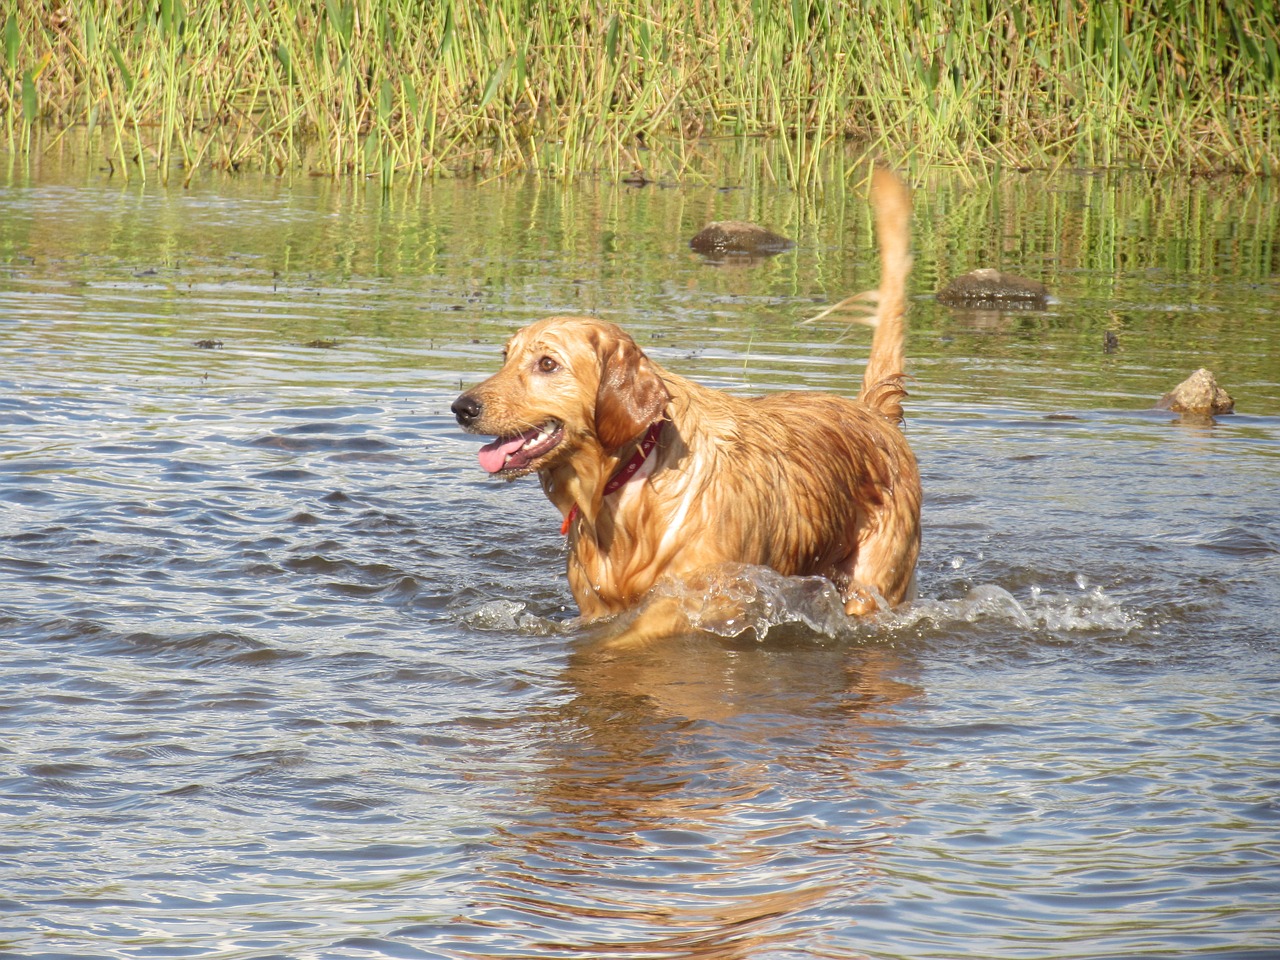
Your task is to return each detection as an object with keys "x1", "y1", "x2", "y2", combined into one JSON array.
[{"x1": 2, "y1": 151, "x2": 1278, "y2": 959}]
